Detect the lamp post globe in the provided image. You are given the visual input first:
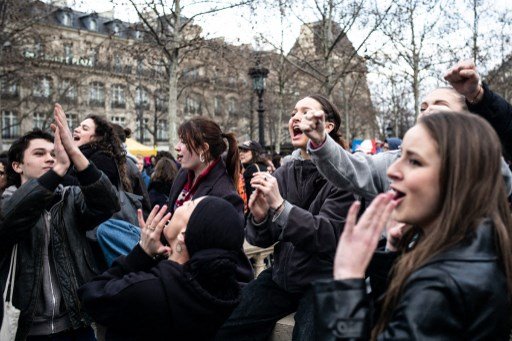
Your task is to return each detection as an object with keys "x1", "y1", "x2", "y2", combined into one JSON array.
[{"x1": 248, "y1": 65, "x2": 269, "y2": 148}]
